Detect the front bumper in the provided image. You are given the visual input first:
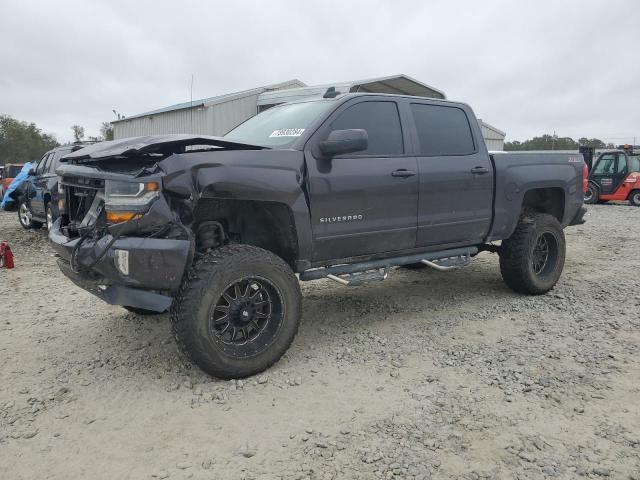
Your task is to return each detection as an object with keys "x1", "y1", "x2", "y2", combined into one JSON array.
[{"x1": 49, "y1": 218, "x2": 191, "y2": 312}]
